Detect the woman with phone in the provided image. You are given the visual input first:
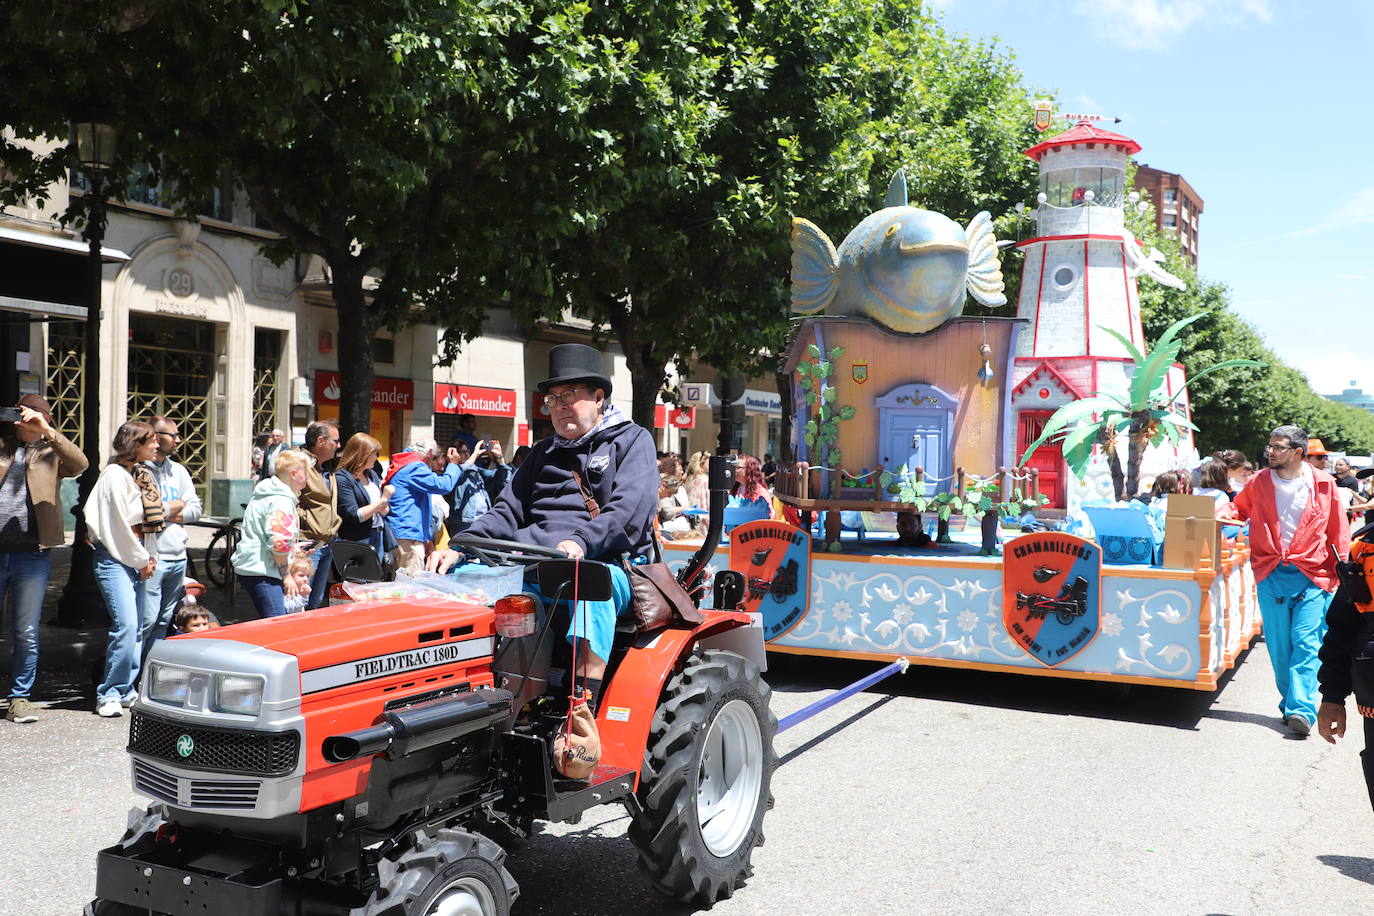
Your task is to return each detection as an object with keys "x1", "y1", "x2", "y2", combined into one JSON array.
[
  {"x1": 335, "y1": 433, "x2": 393, "y2": 563},
  {"x1": 87, "y1": 421, "x2": 162, "y2": 718}
]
